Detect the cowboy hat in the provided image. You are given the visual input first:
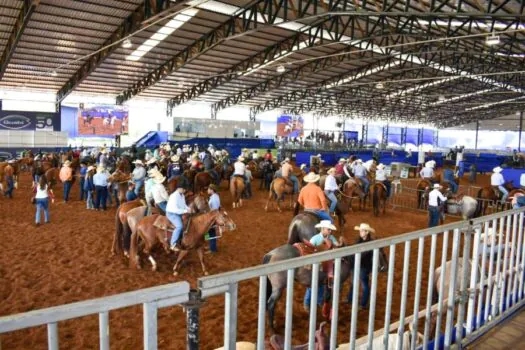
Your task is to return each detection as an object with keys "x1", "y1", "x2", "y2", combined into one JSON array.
[
  {"x1": 493, "y1": 166, "x2": 503, "y2": 173},
  {"x1": 284, "y1": 157, "x2": 290, "y2": 162},
  {"x1": 315, "y1": 220, "x2": 337, "y2": 231},
  {"x1": 433, "y1": 183, "x2": 442, "y2": 189},
  {"x1": 377, "y1": 163, "x2": 385, "y2": 170},
  {"x1": 171, "y1": 155, "x2": 180, "y2": 162},
  {"x1": 87, "y1": 165, "x2": 95, "y2": 172},
  {"x1": 238, "y1": 156, "x2": 245, "y2": 161},
  {"x1": 303, "y1": 172, "x2": 320, "y2": 183},
  {"x1": 356, "y1": 159, "x2": 363, "y2": 163},
  {"x1": 327, "y1": 167, "x2": 336, "y2": 174},
  {"x1": 339, "y1": 158, "x2": 346, "y2": 163},
  {"x1": 146, "y1": 158, "x2": 157, "y2": 165},
  {"x1": 316, "y1": 154, "x2": 322, "y2": 158},
  {"x1": 208, "y1": 184, "x2": 218, "y2": 192},
  {"x1": 63, "y1": 160, "x2": 71, "y2": 166},
  {"x1": 354, "y1": 223, "x2": 375, "y2": 233},
  {"x1": 153, "y1": 174, "x2": 166, "y2": 184},
  {"x1": 300, "y1": 164, "x2": 307, "y2": 170},
  {"x1": 134, "y1": 160, "x2": 144, "y2": 166},
  {"x1": 97, "y1": 166, "x2": 106, "y2": 172}
]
